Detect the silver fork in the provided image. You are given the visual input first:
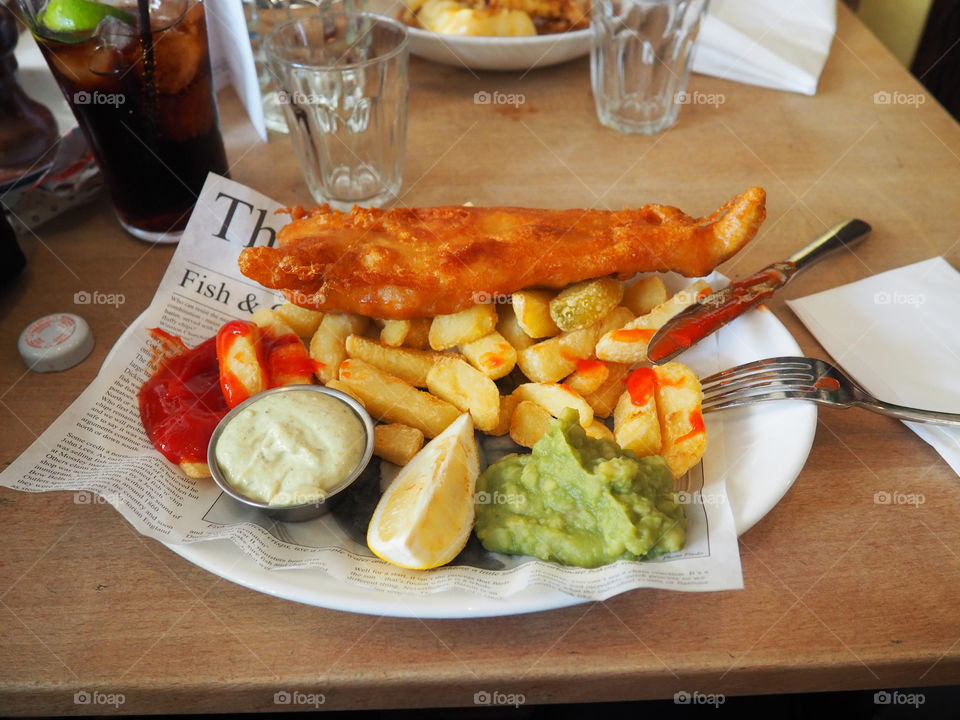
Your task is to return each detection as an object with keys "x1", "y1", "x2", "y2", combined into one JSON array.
[{"x1": 700, "y1": 356, "x2": 960, "y2": 425}]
